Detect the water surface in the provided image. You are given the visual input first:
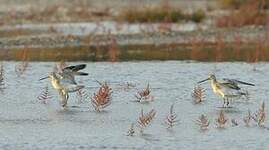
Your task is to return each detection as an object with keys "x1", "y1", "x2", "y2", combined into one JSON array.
[{"x1": 0, "y1": 61, "x2": 268, "y2": 149}]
